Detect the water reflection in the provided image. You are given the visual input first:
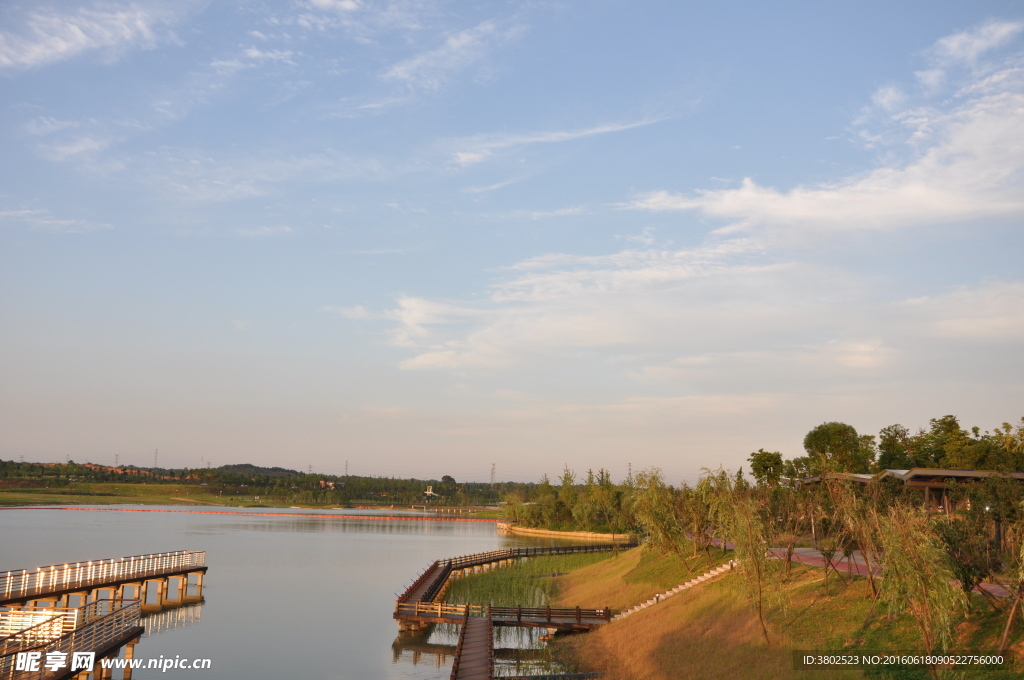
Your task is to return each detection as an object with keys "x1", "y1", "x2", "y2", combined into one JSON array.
[
  {"x1": 1, "y1": 505, "x2": 555, "y2": 679},
  {"x1": 142, "y1": 602, "x2": 203, "y2": 637},
  {"x1": 392, "y1": 626, "x2": 556, "y2": 678}
]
